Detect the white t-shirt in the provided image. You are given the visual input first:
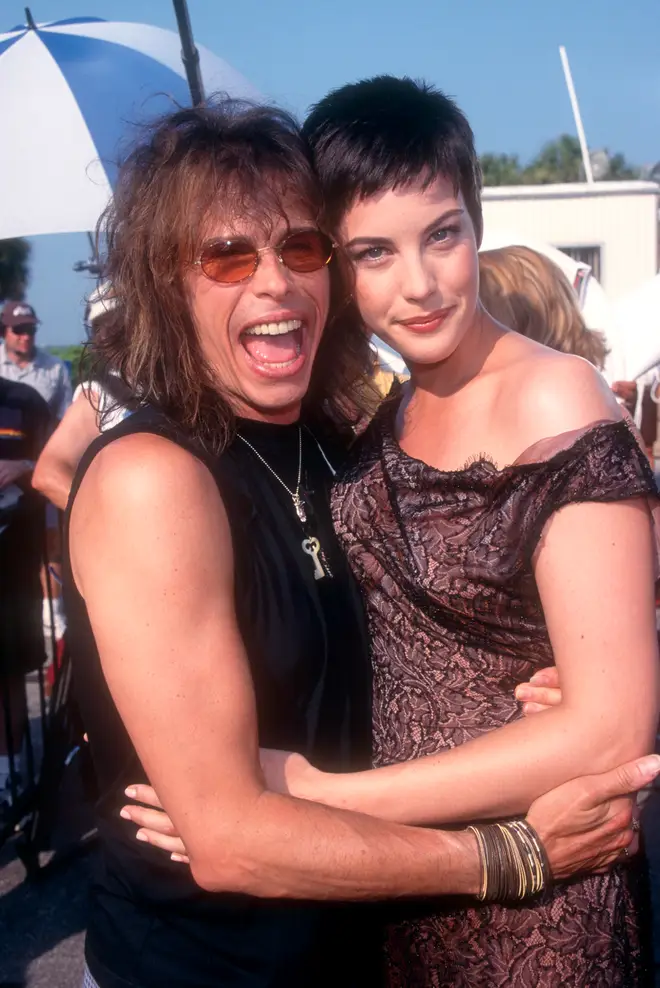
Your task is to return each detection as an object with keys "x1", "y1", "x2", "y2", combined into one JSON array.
[{"x1": 73, "y1": 380, "x2": 130, "y2": 432}]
